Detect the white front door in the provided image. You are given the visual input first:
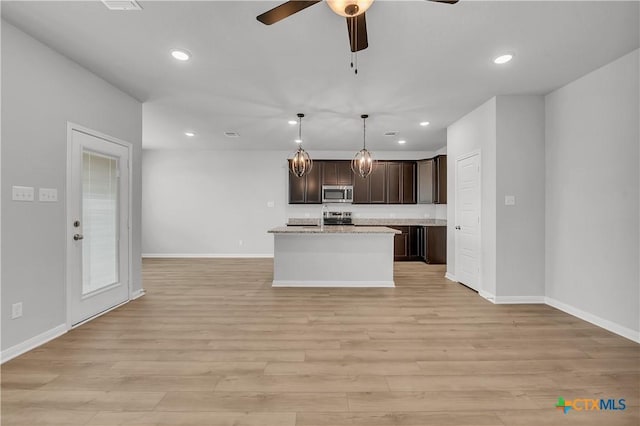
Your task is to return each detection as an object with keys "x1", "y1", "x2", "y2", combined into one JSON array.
[
  {"x1": 455, "y1": 152, "x2": 481, "y2": 290},
  {"x1": 67, "y1": 126, "x2": 130, "y2": 326}
]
